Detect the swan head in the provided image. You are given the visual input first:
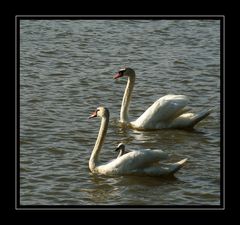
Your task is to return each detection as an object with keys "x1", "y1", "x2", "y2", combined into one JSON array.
[
  {"x1": 115, "y1": 143, "x2": 127, "y2": 158},
  {"x1": 114, "y1": 67, "x2": 135, "y2": 79},
  {"x1": 88, "y1": 106, "x2": 109, "y2": 119},
  {"x1": 115, "y1": 142, "x2": 125, "y2": 152}
]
